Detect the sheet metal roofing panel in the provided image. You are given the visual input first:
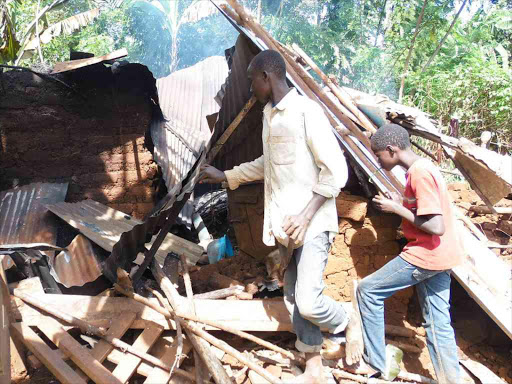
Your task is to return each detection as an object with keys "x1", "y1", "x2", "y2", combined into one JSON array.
[
  {"x1": 47, "y1": 195, "x2": 202, "y2": 282},
  {"x1": 50, "y1": 234, "x2": 103, "y2": 288},
  {"x1": 0, "y1": 182, "x2": 68, "y2": 247},
  {"x1": 210, "y1": 35, "x2": 265, "y2": 171},
  {"x1": 152, "y1": 56, "x2": 229, "y2": 190}
]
